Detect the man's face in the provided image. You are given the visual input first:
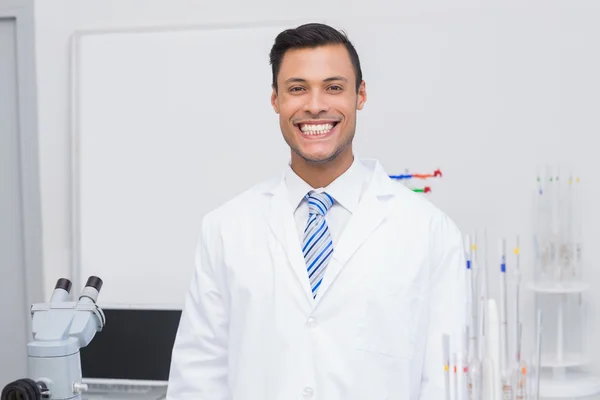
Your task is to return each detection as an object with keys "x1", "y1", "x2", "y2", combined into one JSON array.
[{"x1": 271, "y1": 44, "x2": 367, "y2": 165}]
